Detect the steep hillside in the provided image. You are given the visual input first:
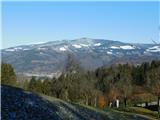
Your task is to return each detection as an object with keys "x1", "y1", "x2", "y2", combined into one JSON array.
[
  {"x1": 2, "y1": 38, "x2": 160, "y2": 77},
  {"x1": 1, "y1": 85, "x2": 155, "y2": 120}
]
